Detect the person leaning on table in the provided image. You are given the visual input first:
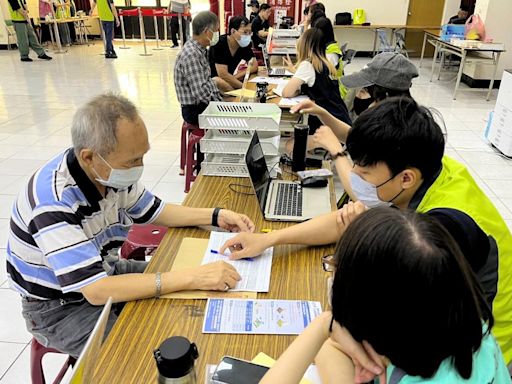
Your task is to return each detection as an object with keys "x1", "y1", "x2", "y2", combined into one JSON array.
[
  {"x1": 221, "y1": 97, "x2": 512, "y2": 366},
  {"x1": 6, "y1": 93, "x2": 255, "y2": 358}
]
